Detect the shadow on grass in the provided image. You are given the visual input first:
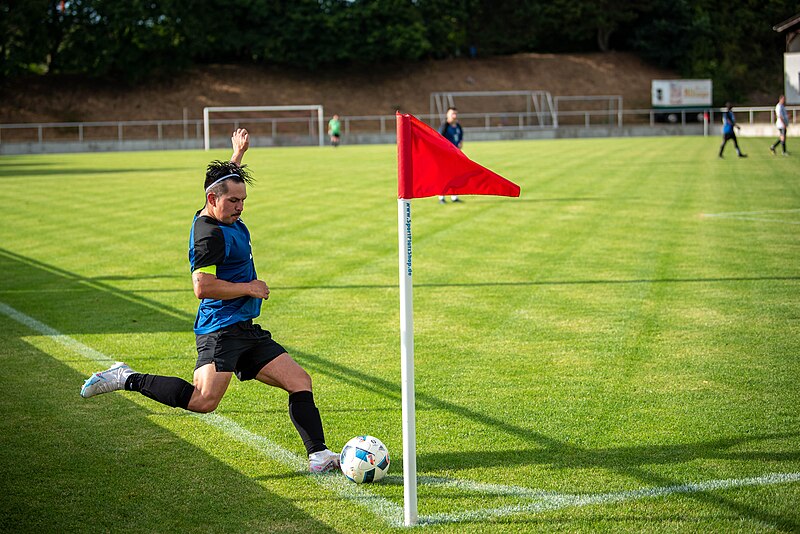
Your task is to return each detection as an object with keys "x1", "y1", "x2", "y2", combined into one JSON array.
[
  {"x1": 0, "y1": 323, "x2": 333, "y2": 533},
  {"x1": 419, "y1": 433, "x2": 800, "y2": 471},
  {"x1": 0, "y1": 165, "x2": 184, "y2": 178},
  {"x1": 2, "y1": 248, "x2": 796, "y2": 528},
  {"x1": 271, "y1": 275, "x2": 800, "y2": 292},
  {"x1": 291, "y1": 346, "x2": 800, "y2": 530},
  {"x1": 0, "y1": 248, "x2": 192, "y2": 334}
]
